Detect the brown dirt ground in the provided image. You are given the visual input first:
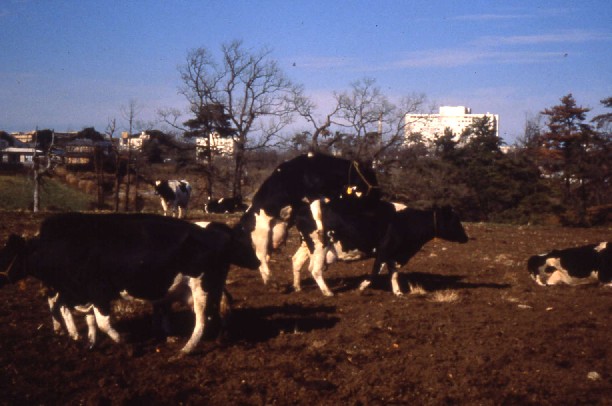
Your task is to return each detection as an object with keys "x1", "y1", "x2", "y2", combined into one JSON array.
[{"x1": 0, "y1": 211, "x2": 610, "y2": 405}]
